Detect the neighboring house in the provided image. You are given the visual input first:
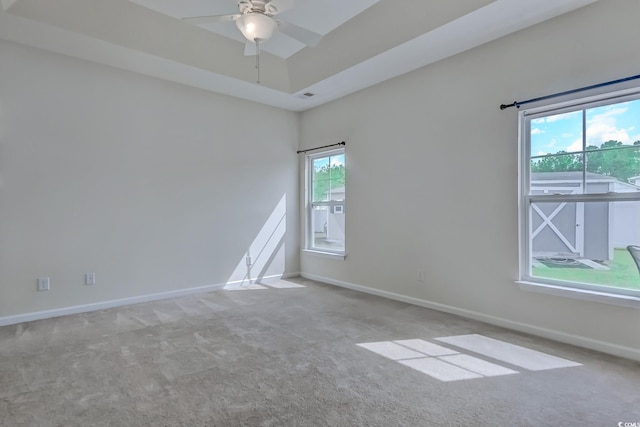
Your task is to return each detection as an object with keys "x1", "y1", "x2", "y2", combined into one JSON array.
[
  {"x1": 326, "y1": 186, "x2": 345, "y2": 202},
  {"x1": 312, "y1": 186, "x2": 345, "y2": 241},
  {"x1": 531, "y1": 172, "x2": 640, "y2": 261}
]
